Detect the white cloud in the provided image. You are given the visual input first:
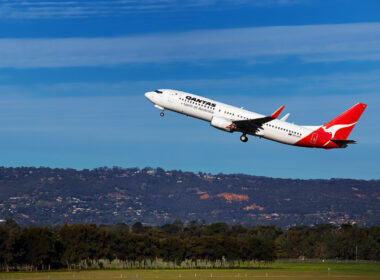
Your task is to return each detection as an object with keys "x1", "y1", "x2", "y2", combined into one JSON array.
[
  {"x1": 0, "y1": 22, "x2": 380, "y2": 68},
  {"x1": 1, "y1": 70, "x2": 380, "y2": 100},
  {"x1": 0, "y1": 0, "x2": 307, "y2": 19}
]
